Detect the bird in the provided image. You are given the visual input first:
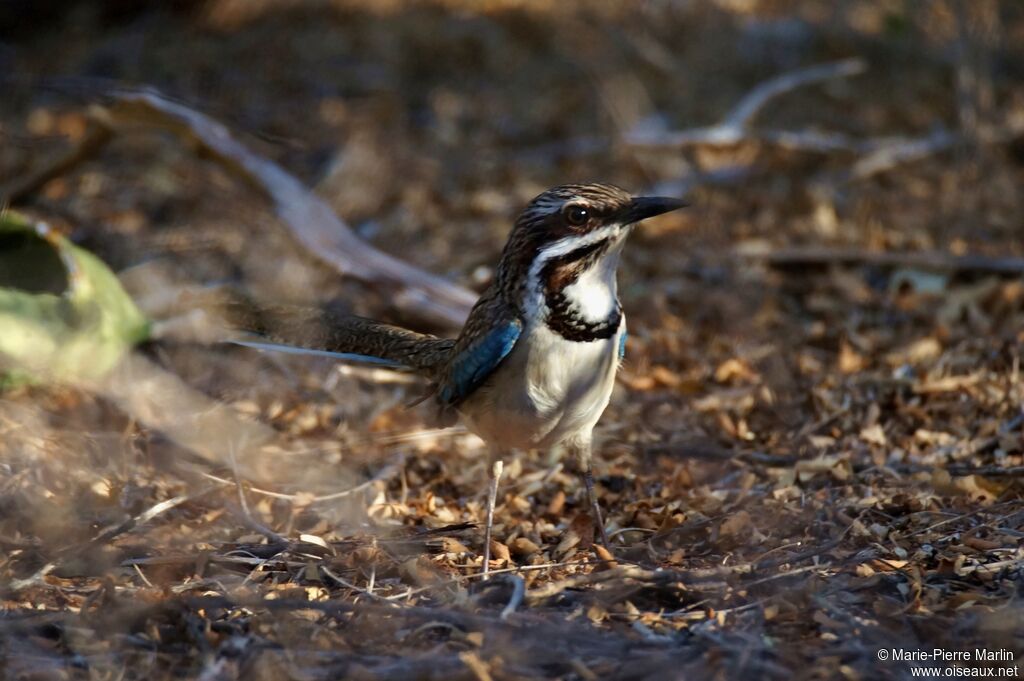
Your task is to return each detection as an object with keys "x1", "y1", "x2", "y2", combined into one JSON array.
[{"x1": 234, "y1": 183, "x2": 686, "y2": 574}]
